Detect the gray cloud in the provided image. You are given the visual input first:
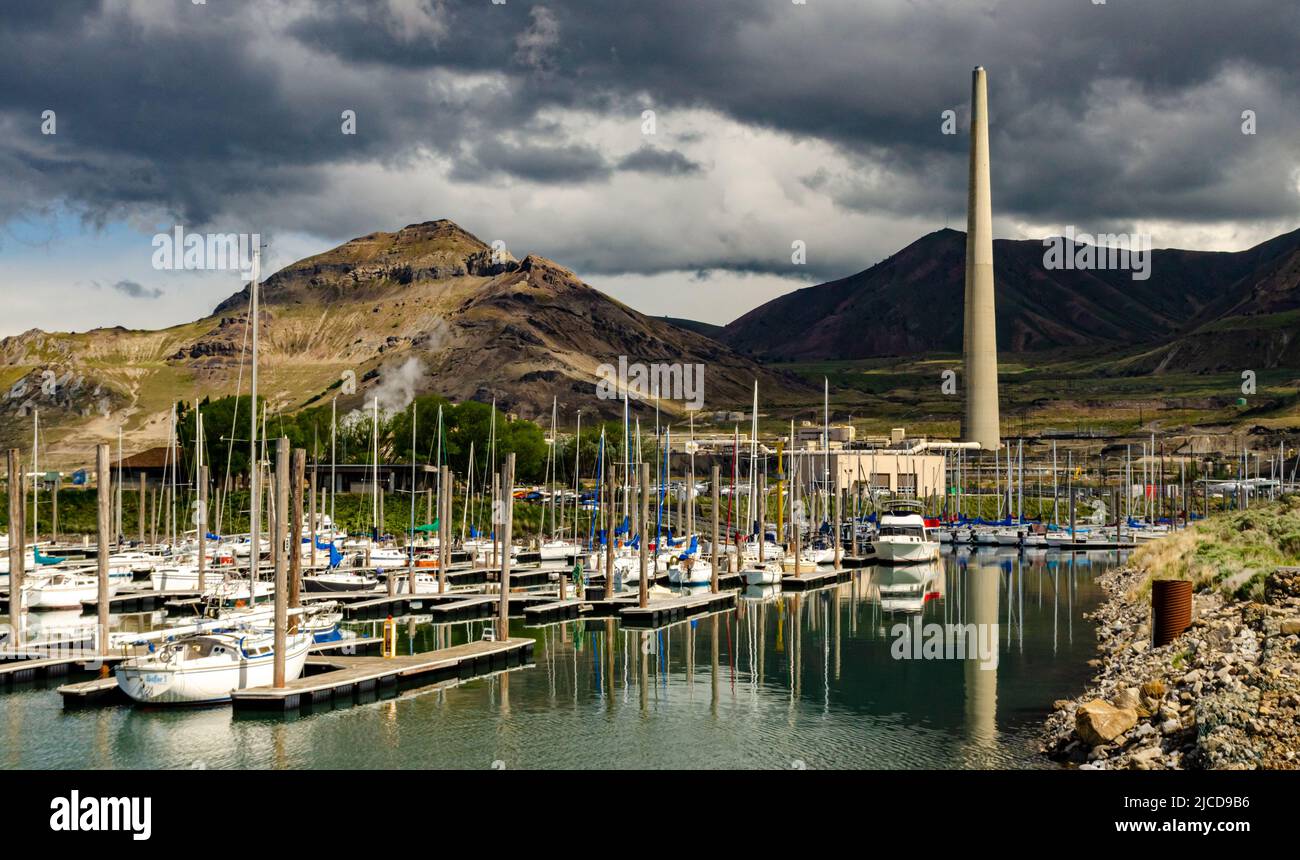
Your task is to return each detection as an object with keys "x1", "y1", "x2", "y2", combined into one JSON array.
[
  {"x1": 451, "y1": 139, "x2": 611, "y2": 184},
  {"x1": 1, "y1": 0, "x2": 1298, "y2": 296},
  {"x1": 617, "y1": 146, "x2": 702, "y2": 176},
  {"x1": 111, "y1": 280, "x2": 163, "y2": 300}
]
